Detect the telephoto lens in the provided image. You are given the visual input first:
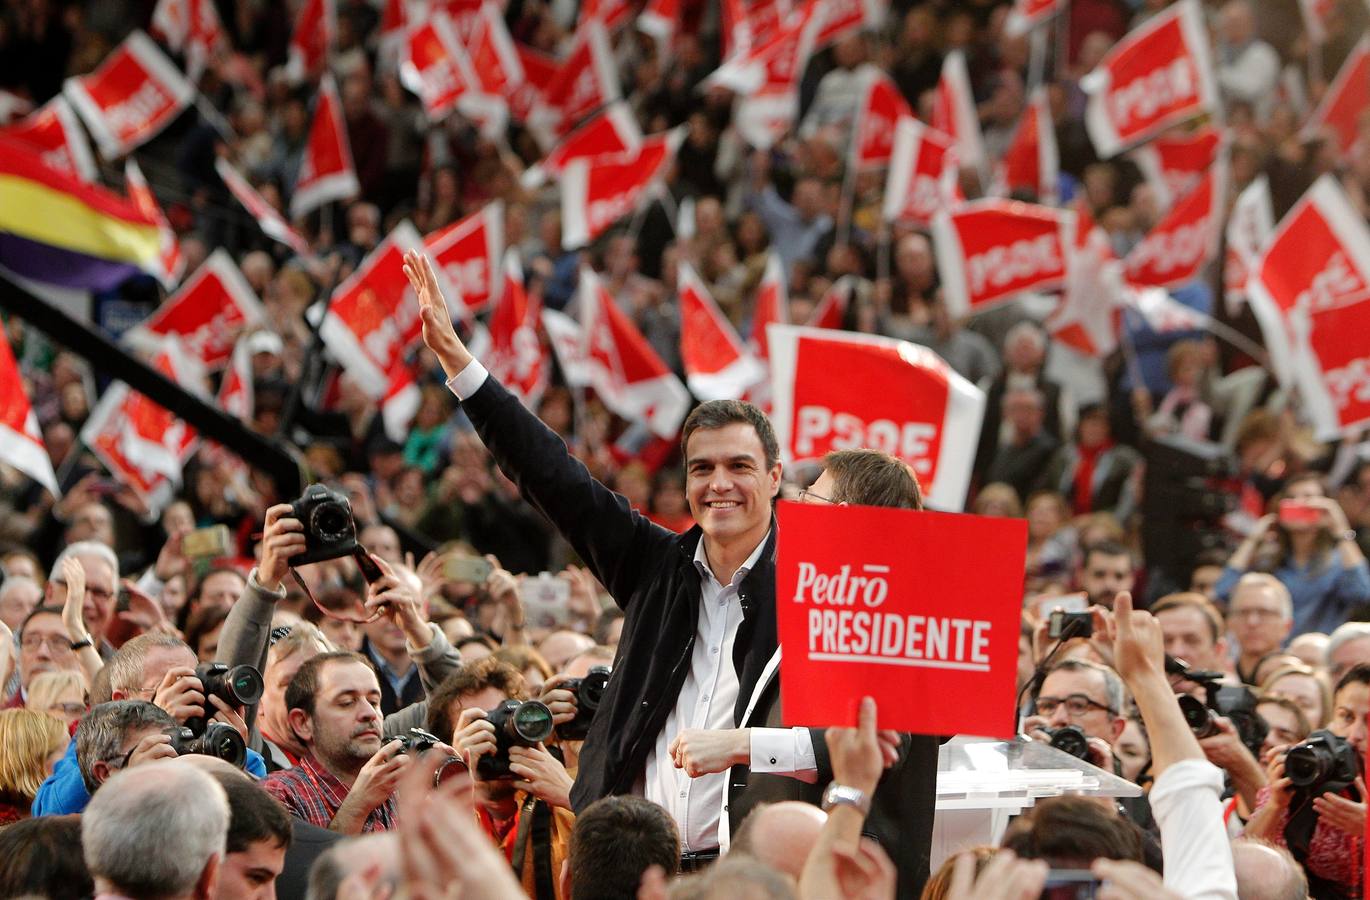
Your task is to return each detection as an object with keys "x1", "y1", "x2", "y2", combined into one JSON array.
[
  {"x1": 1176, "y1": 695, "x2": 1220, "y2": 738},
  {"x1": 166, "y1": 723, "x2": 247, "y2": 768}
]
